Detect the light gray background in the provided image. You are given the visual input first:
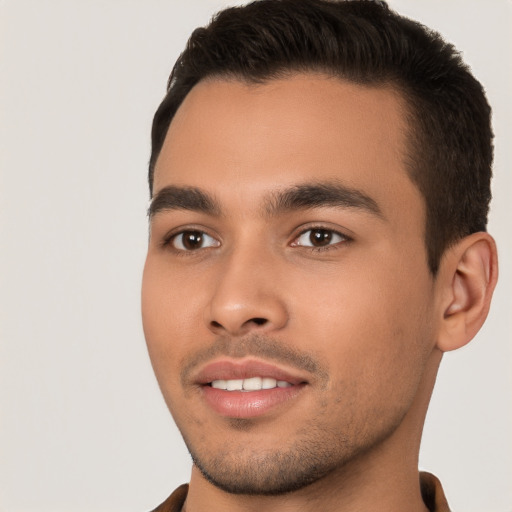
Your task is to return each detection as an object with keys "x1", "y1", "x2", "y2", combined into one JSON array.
[{"x1": 1, "y1": 1, "x2": 511, "y2": 511}]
